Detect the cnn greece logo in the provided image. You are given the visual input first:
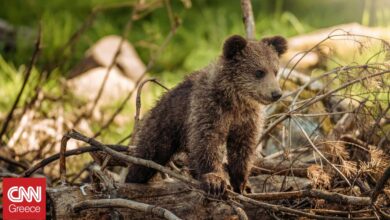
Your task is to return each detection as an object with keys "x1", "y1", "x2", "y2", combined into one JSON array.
[
  {"x1": 7, "y1": 186, "x2": 42, "y2": 202},
  {"x1": 3, "y1": 178, "x2": 46, "y2": 220}
]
